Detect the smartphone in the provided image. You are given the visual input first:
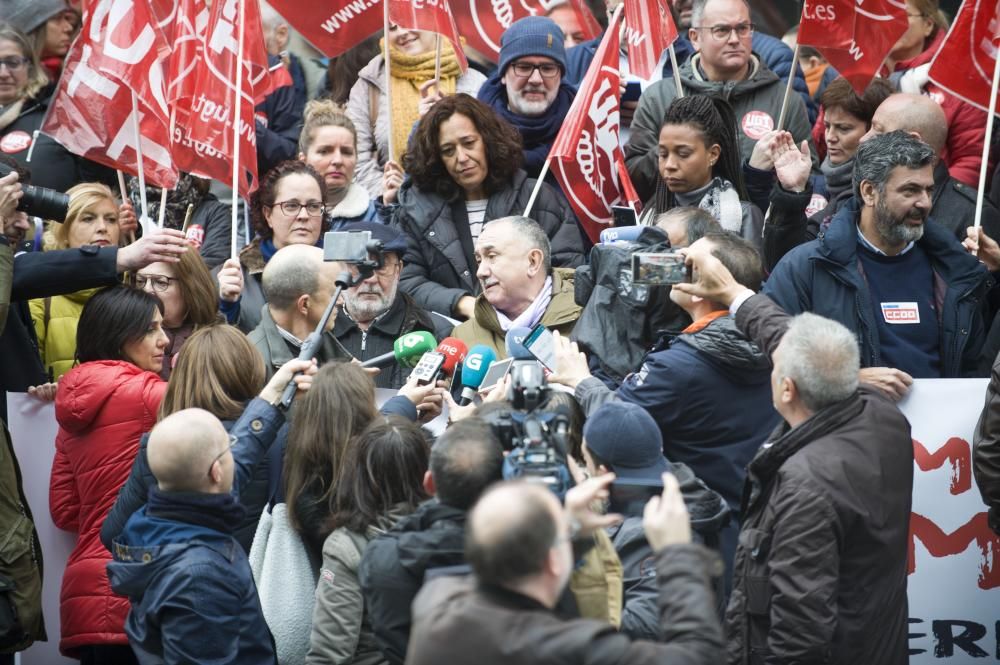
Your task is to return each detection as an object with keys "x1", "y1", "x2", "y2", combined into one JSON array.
[
  {"x1": 631, "y1": 252, "x2": 689, "y2": 285},
  {"x1": 608, "y1": 478, "x2": 664, "y2": 517},
  {"x1": 477, "y1": 357, "x2": 514, "y2": 395},
  {"x1": 622, "y1": 80, "x2": 642, "y2": 103},
  {"x1": 324, "y1": 230, "x2": 371, "y2": 262},
  {"x1": 522, "y1": 324, "x2": 556, "y2": 371},
  {"x1": 410, "y1": 351, "x2": 446, "y2": 386},
  {"x1": 611, "y1": 205, "x2": 638, "y2": 228}
]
